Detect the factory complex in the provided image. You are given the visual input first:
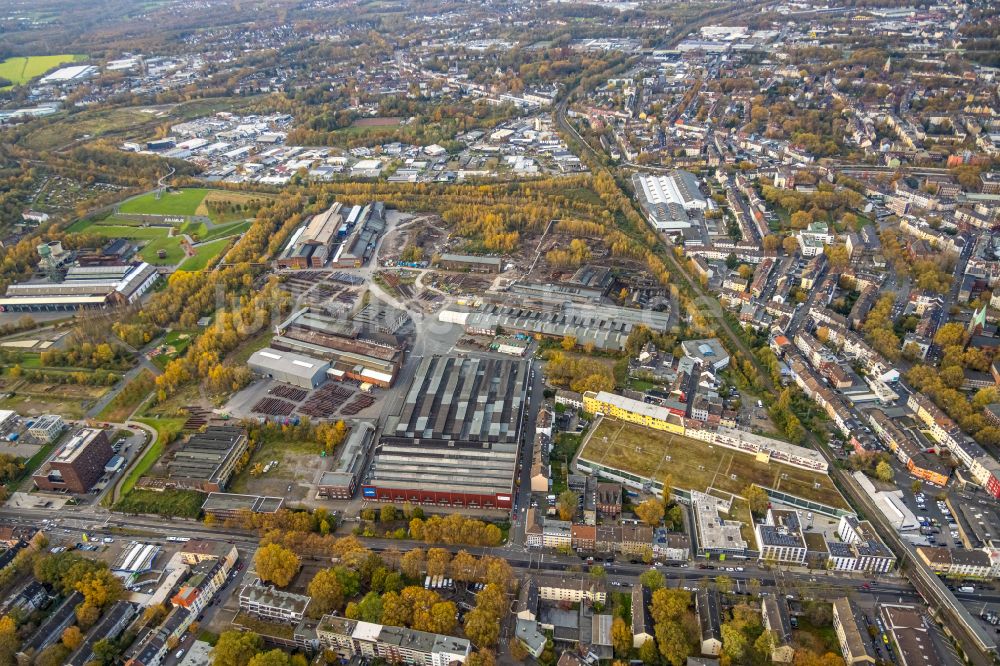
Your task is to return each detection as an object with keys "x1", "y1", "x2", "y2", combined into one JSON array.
[
  {"x1": 361, "y1": 355, "x2": 529, "y2": 509},
  {"x1": 276, "y1": 201, "x2": 386, "y2": 269},
  {"x1": 0, "y1": 242, "x2": 159, "y2": 312}
]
